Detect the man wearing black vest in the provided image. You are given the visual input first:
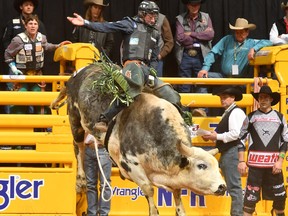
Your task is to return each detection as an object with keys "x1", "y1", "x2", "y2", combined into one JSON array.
[{"x1": 201, "y1": 85, "x2": 246, "y2": 216}]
